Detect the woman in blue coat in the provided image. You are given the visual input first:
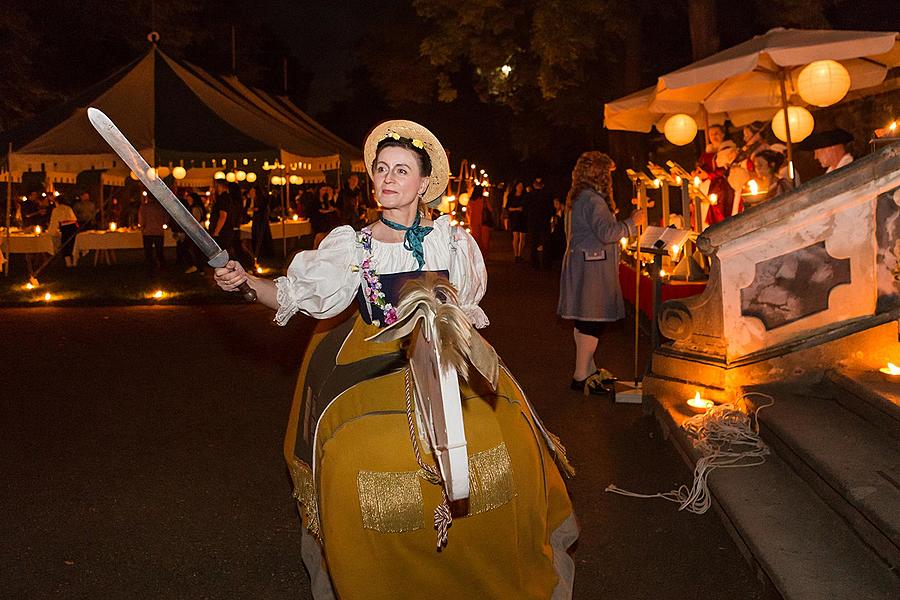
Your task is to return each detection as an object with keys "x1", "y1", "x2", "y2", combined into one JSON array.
[{"x1": 557, "y1": 152, "x2": 646, "y2": 394}]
